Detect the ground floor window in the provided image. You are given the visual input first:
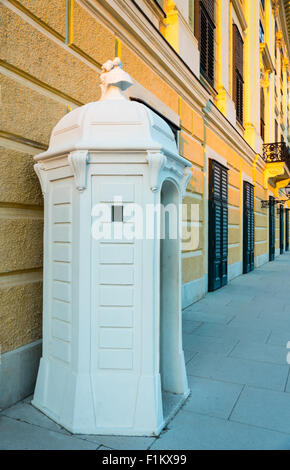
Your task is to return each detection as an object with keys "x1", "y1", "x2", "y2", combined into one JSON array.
[
  {"x1": 243, "y1": 181, "x2": 255, "y2": 273},
  {"x1": 208, "y1": 159, "x2": 228, "y2": 292}
]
